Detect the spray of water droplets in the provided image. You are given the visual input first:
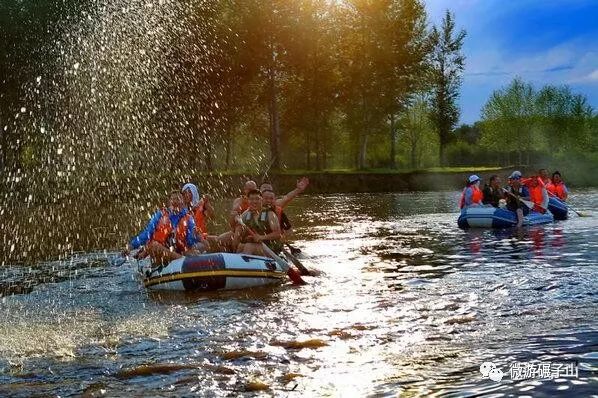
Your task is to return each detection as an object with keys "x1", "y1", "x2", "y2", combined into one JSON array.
[{"x1": 1, "y1": 0, "x2": 266, "y2": 265}]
